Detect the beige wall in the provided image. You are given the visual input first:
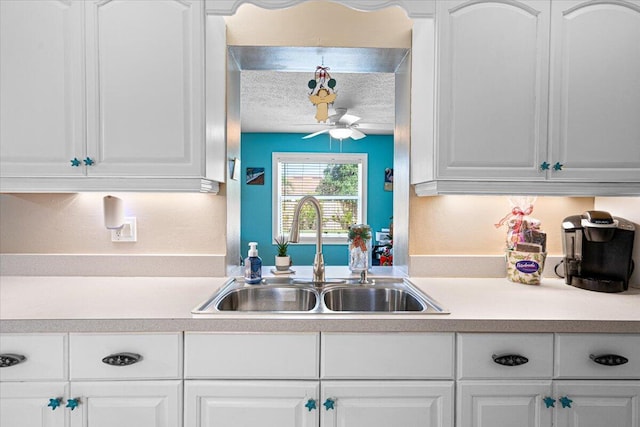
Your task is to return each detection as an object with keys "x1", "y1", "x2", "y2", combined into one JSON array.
[
  {"x1": 410, "y1": 194, "x2": 595, "y2": 255},
  {"x1": 3, "y1": 193, "x2": 638, "y2": 263},
  {"x1": 0, "y1": 191, "x2": 592, "y2": 257},
  {"x1": 0, "y1": 193, "x2": 226, "y2": 255},
  {"x1": 225, "y1": 1, "x2": 412, "y2": 48}
]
